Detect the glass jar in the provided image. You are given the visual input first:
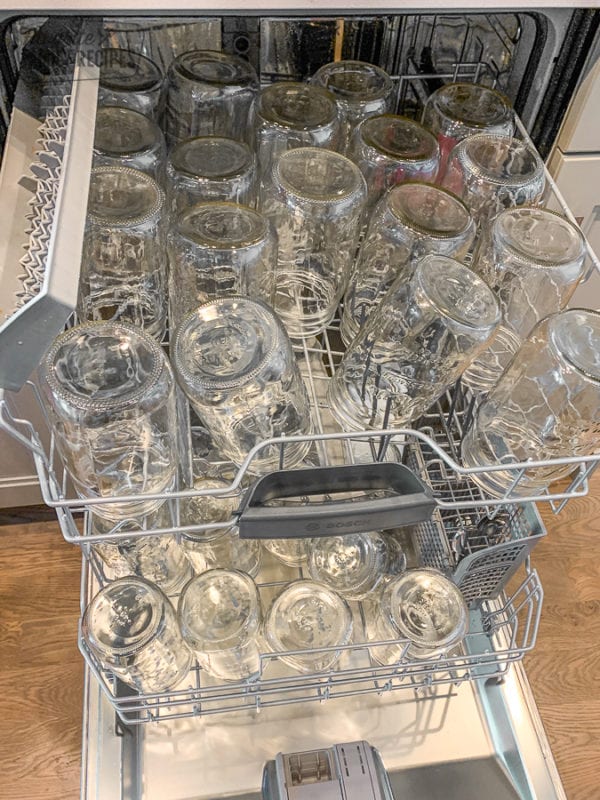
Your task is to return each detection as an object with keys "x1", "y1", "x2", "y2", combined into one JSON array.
[
  {"x1": 172, "y1": 297, "x2": 313, "y2": 472},
  {"x1": 93, "y1": 106, "x2": 166, "y2": 181},
  {"x1": 252, "y1": 82, "x2": 340, "y2": 181},
  {"x1": 341, "y1": 182, "x2": 475, "y2": 345},
  {"x1": 371, "y1": 569, "x2": 468, "y2": 665},
  {"x1": 462, "y1": 207, "x2": 587, "y2": 393},
  {"x1": 178, "y1": 569, "x2": 262, "y2": 682},
  {"x1": 82, "y1": 577, "x2": 192, "y2": 693},
  {"x1": 442, "y1": 133, "x2": 546, "y2": 228},
  {"x1": 166, "y1": 136, "x2": 256, "y2": 215},
  {"x1": 39, "y1": 321, "x2": 178, "y2": 521},
  {"x1": 329, "y1": 255, "x2": 501, "y2": 431},
  {"x1": 422, "y1": 82, "x2": 514, "y2": 176},
  {"x1": 262, "y1": 537, "x2": 308, "y2": 568},
  {"x1": 462, "y1": 309, "x2": 600, "y2": 497},
  {"x1": 264, "y1": 580, "x2": 353, "y2": 674},
  {"x1": 165, "y1": 50, "x2": 258, "y2": 147},
  {"x1": 263, "y1": 147, "x2": 366, "y2": 338},
  {"x1": 98, "y1": 48, "x2": 164, "y2": 120},
  {"x1": 310, "y1": 60, "x2": 394, "y2": 153},
  {"x1": 79, "y1": 166, "x2": 167, "y2": 340},
  {"x1": 167, "y1": 202, "x2": 277, "y2": 327},
  {"x1": 350, "y1": 114, "x2": 440, "y2": 211}
]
